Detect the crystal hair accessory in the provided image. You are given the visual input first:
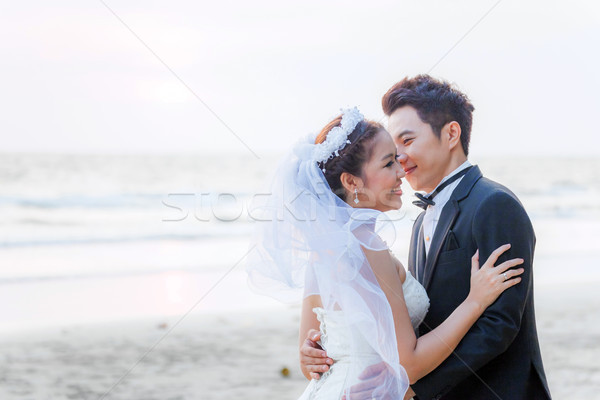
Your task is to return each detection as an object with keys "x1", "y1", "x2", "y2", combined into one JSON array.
[{"x1": 293, "y1": 107, "x2": 364, "y2": 166}]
